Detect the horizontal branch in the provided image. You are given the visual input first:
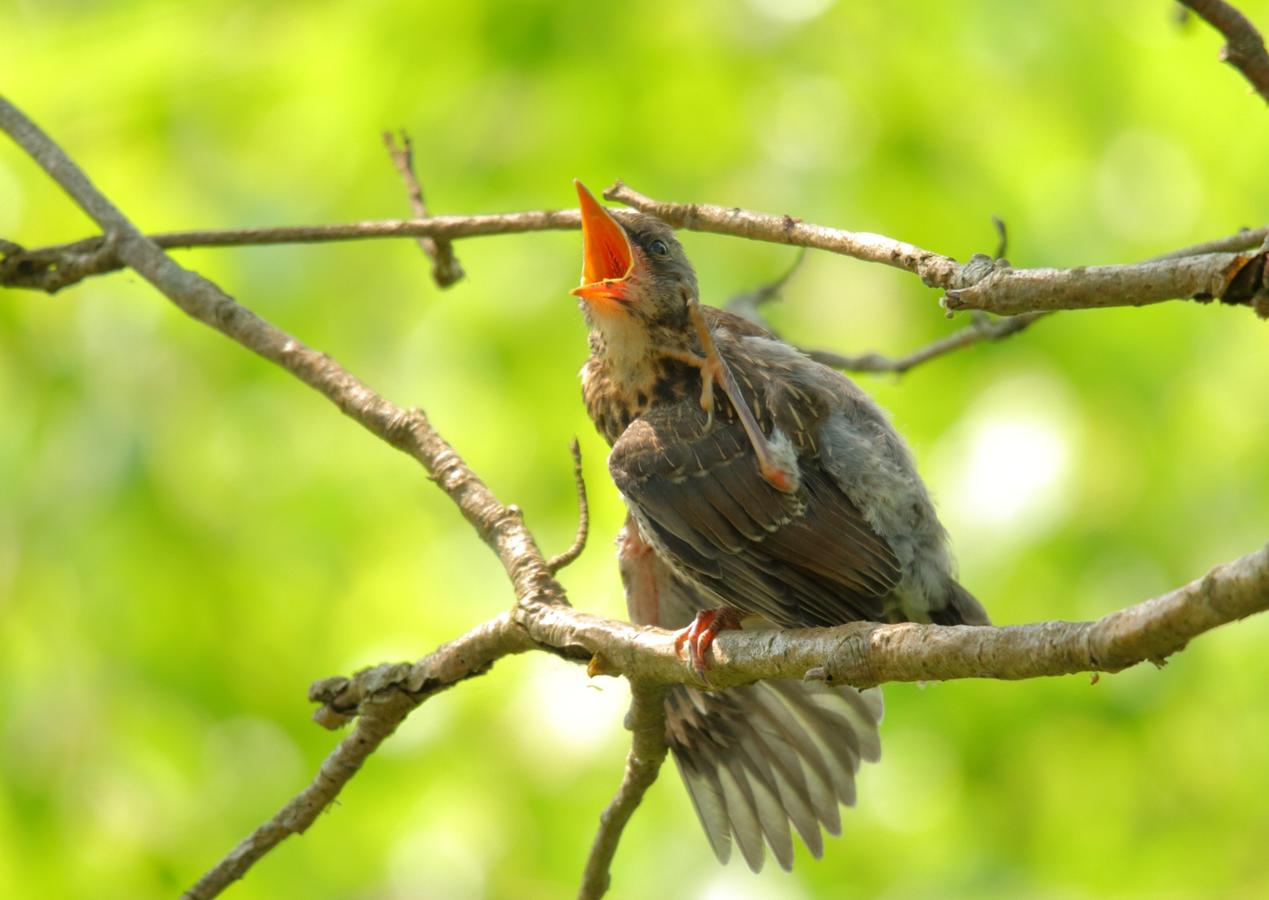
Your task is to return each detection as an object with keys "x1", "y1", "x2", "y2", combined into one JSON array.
[
  {"x1": 605, "y1": 182, "x2": 1269, "y2": 319},
  {"x1": 3, "y1": 175, "x2": 1265, "y2": 320},
  {"x1": 504, "y1": 542, "x2": 1269, "y2": 692},
  {"x1": 0, "y1": 209, "x2": 582, "y2": 293}
]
